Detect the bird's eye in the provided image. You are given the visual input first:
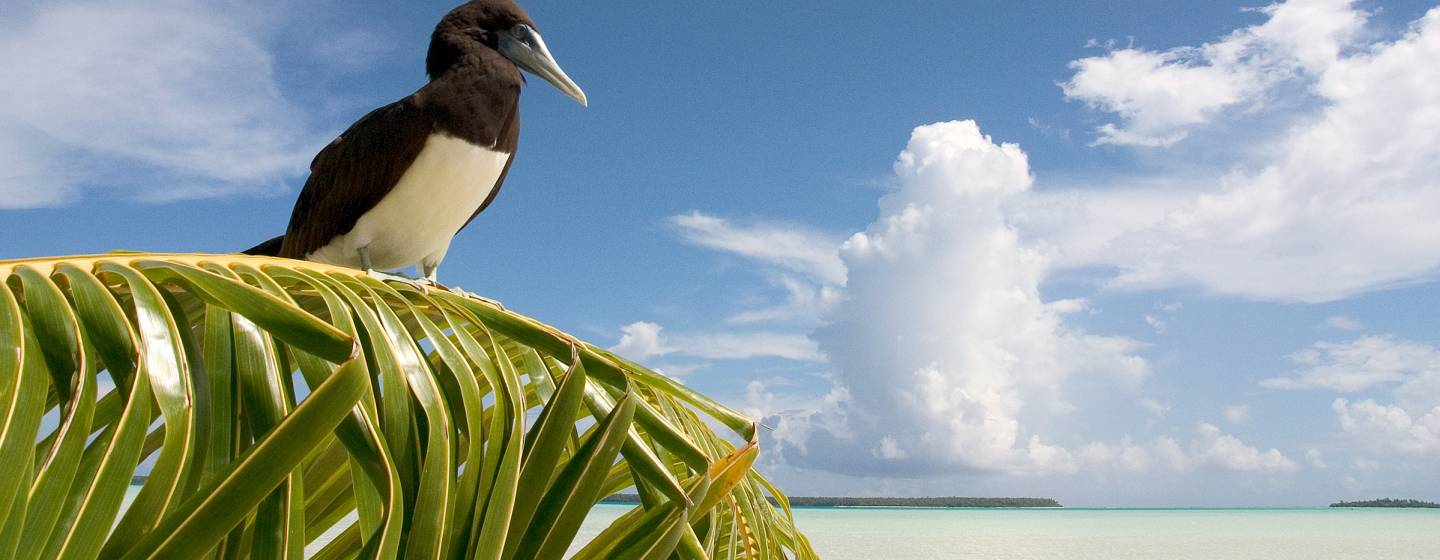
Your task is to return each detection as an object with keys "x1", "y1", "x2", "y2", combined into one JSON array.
[{"x1": 512, "y1": 24, "x2": 539, "y2": 48}]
